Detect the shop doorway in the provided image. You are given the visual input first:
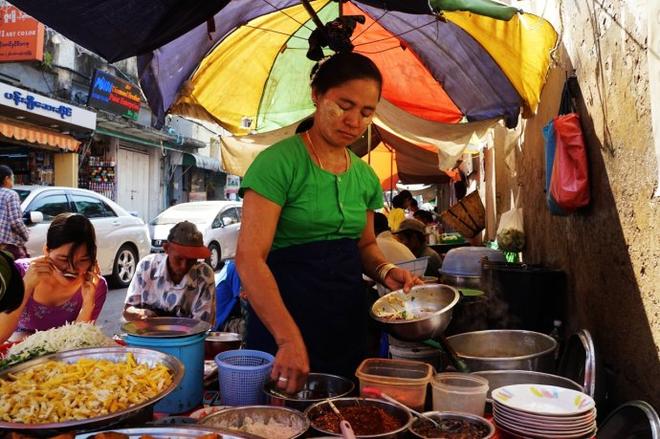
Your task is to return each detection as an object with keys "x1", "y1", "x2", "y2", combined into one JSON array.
[{"x1": 117, "y1": 148, "x2": 150, "y2": 221}]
